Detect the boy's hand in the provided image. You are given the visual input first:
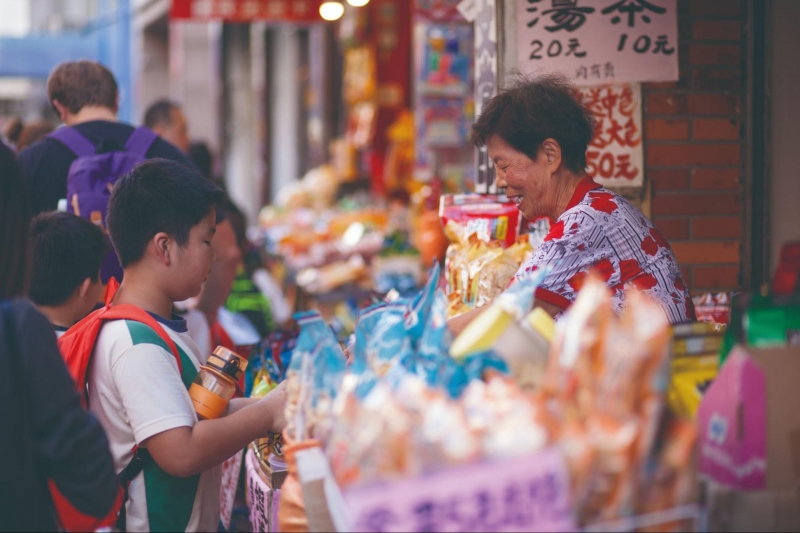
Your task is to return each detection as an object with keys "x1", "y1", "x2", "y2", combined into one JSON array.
[
  {"x1": 143, "y1": 380, "x2": 289, "y2": 478},
  {"x1": 258, "y1": 381, "x2": 287, "y2": 435}
]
